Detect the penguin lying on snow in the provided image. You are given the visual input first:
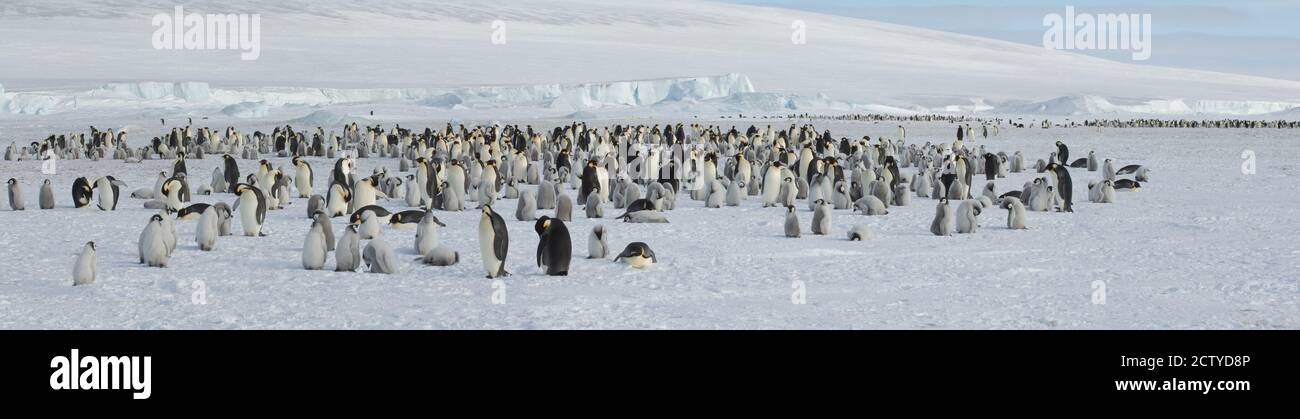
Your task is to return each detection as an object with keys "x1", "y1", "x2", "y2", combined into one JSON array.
[
  {"x1": 615, "y1": 242, "x2": 657, "y2": 269},
  {"x1": 846, "y1": 225, "x2": 874, "y2": 241},
  {"x1": 363, "y1": 238, "x2": 398, "y2": 274}
]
